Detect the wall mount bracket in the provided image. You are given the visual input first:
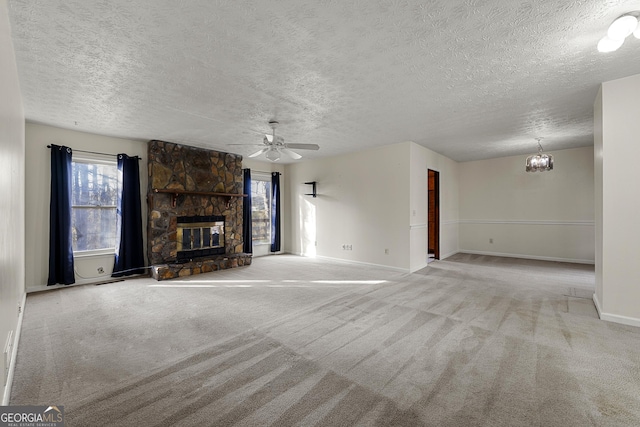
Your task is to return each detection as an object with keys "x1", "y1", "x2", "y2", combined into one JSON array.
[{"x1": 304, "y1": 181, "x2": 317, "y2": 198}]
